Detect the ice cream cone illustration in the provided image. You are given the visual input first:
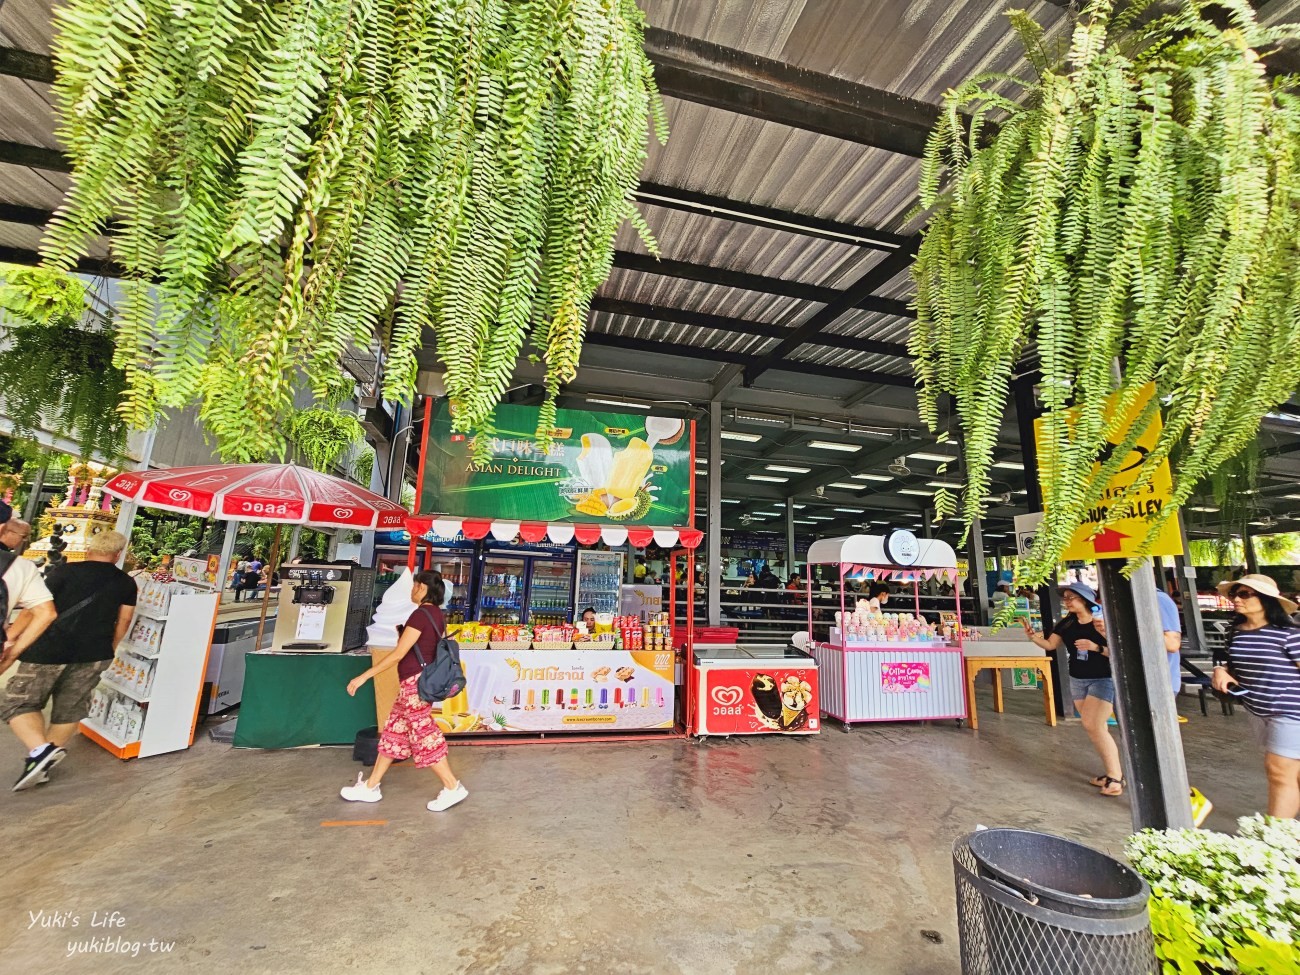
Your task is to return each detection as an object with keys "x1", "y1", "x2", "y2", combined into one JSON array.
[
  {"x1": 778, "y1": 676, "x2": 813, "y2": 732},
  {"x1": 750, "y1": 674, "x2": 782, "y2": 722}
]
